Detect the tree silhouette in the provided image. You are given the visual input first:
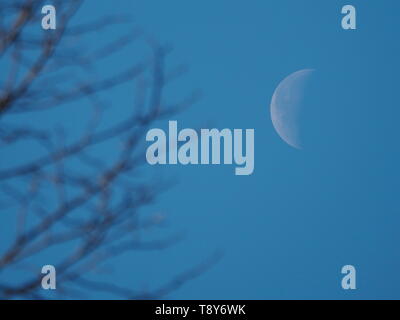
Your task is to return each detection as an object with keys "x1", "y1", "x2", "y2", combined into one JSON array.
[{"x1": 0, "y1": 0, "x2": 219, "y2": 299}]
